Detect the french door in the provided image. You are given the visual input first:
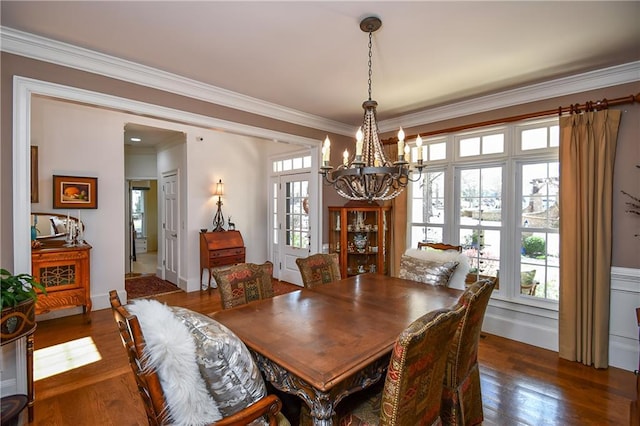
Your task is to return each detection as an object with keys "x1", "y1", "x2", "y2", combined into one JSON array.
[{"x1": 272, "y1": 173, "x2": 312, "y2": 285}]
